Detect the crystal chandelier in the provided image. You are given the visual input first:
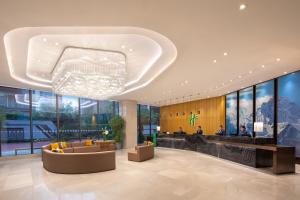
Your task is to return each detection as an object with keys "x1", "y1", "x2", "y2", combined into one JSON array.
[{"x1": 52, "y1": 47, "x2": 126, "y2": 99}]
